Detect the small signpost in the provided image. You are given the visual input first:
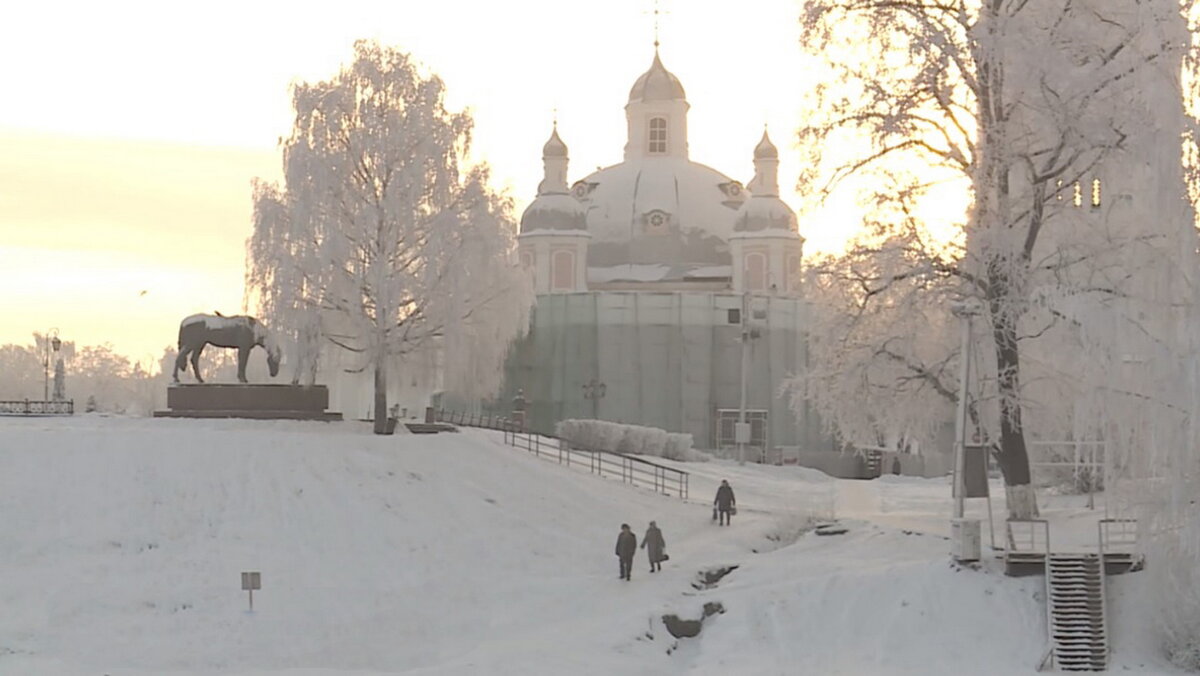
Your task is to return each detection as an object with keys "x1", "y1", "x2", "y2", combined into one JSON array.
[{"x1": 241, "y1": 571, "x2": 261, "y2": 611}]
